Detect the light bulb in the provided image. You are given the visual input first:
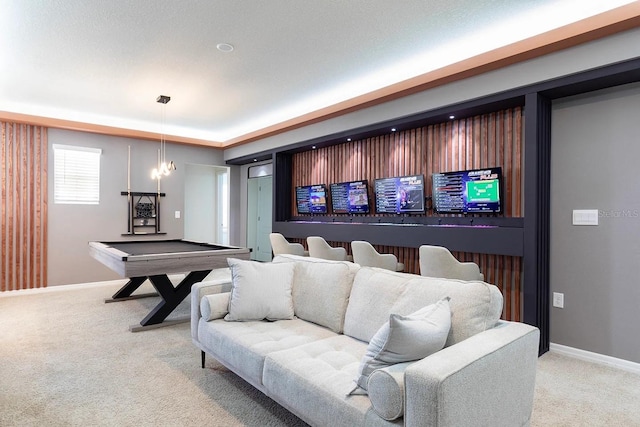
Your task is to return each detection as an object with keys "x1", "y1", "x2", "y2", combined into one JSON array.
[{"x1": 159, "y1": 162, "x2": 169, "y2": 176}]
